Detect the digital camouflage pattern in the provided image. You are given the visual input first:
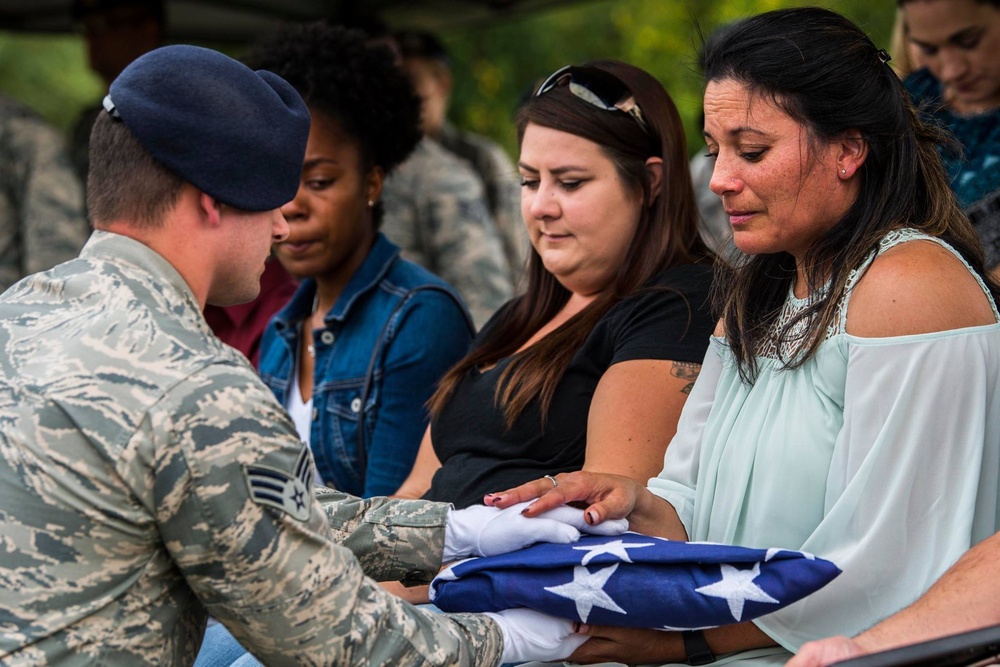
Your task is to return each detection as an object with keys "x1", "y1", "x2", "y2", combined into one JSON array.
[
  {"x1": 438, "y1": 122, "x2": 529, "y2": 288},
  {"x1": 381, "y1": 137, "x2": 513, "y2": 328},
  {"x1": 0, "y1": 231, "x2": 503, "y2": 666},
  {"x1": 0, "y1": 95, "x2": 88, "y2": 293}
]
